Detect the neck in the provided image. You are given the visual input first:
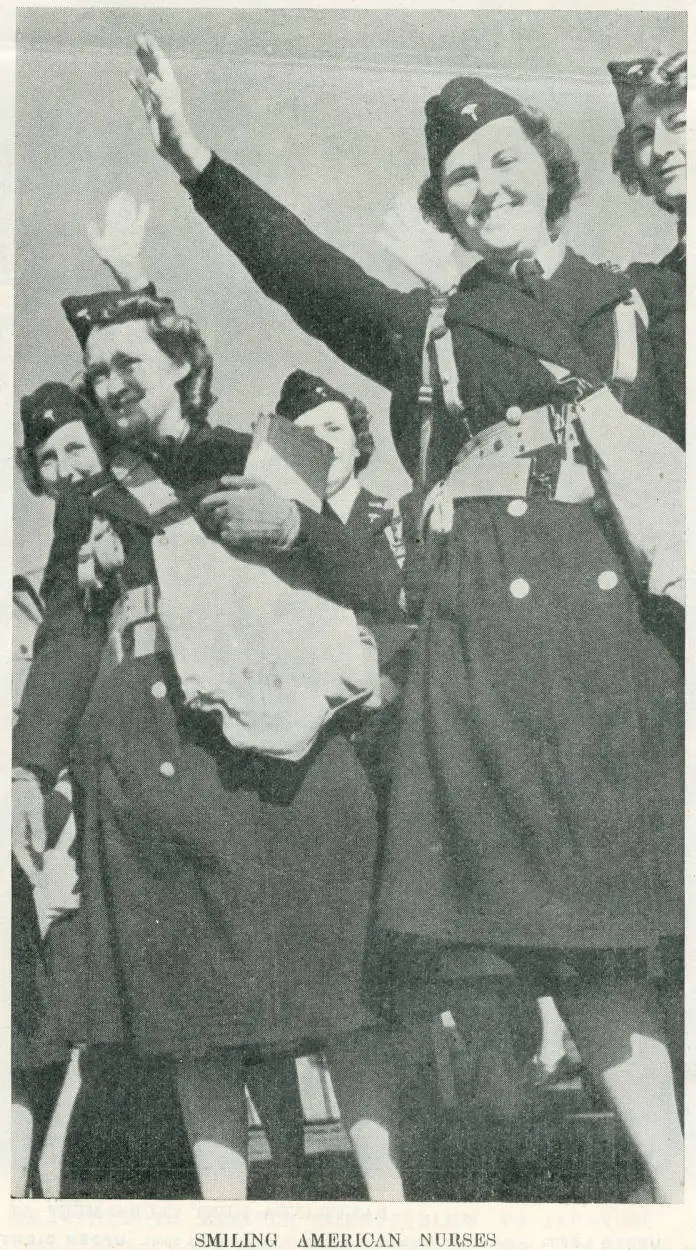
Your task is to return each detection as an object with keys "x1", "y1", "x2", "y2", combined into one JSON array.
[
  {"x1": 154, "y1": 400, "x2": 190, "y2": 444},
  {"x1": 485, "y1": 232, "x2": 564, "y2": 279},
  {"x1": 328, "y1": 475, "x2": 361, "y2": 524}
]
